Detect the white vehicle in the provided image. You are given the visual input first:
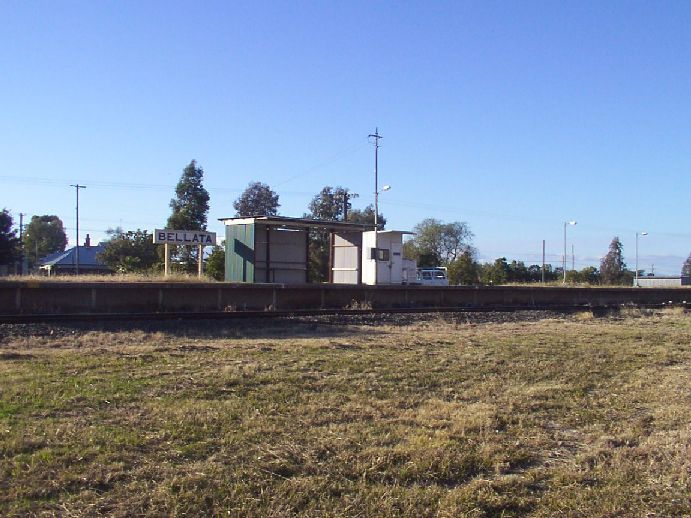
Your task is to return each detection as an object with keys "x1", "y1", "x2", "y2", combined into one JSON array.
[{"x1": 416, "y1": 267, "x2": 449, "y2": 286}]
